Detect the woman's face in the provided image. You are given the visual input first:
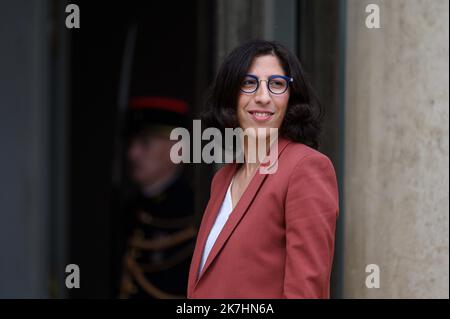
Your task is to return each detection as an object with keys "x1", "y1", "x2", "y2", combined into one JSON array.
[{"x1": 236, "y1": 54, "x2": 290, "y2": 134}]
